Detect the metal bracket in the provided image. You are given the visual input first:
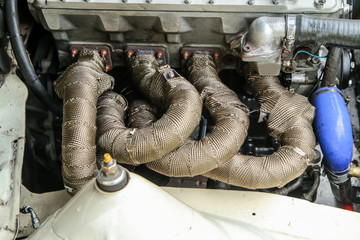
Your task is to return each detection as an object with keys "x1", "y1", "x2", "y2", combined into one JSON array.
[
  {"x1": 69, "y1": 45, "x2": 113, "y2": 71},
  {"x1": 284, "y1": 15, "x2": 296, "y2": 51},
  {"x1": 125, "y1": 46, "x2": 167, "y2": 66}
]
